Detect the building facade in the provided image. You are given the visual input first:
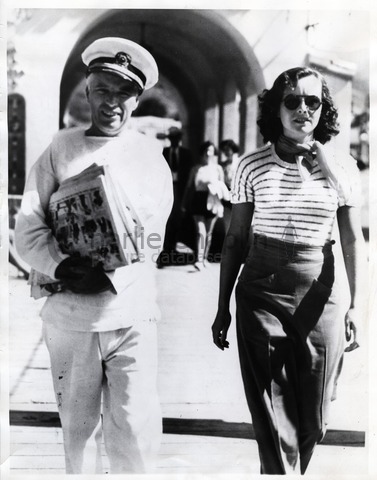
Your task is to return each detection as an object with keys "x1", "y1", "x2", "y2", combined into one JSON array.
[{"x1": 7, "y1": 8, "x2": 369, "y2": 182}]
